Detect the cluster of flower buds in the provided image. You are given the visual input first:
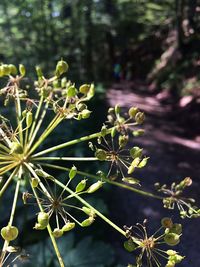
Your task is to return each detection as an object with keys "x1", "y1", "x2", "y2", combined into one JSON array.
[
  {"x1": 155, "y1": 177, "x2": 200, "y2": 218},
  {"x1": 123, "y1": 218, "x2": 184, "y2": 267}
]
